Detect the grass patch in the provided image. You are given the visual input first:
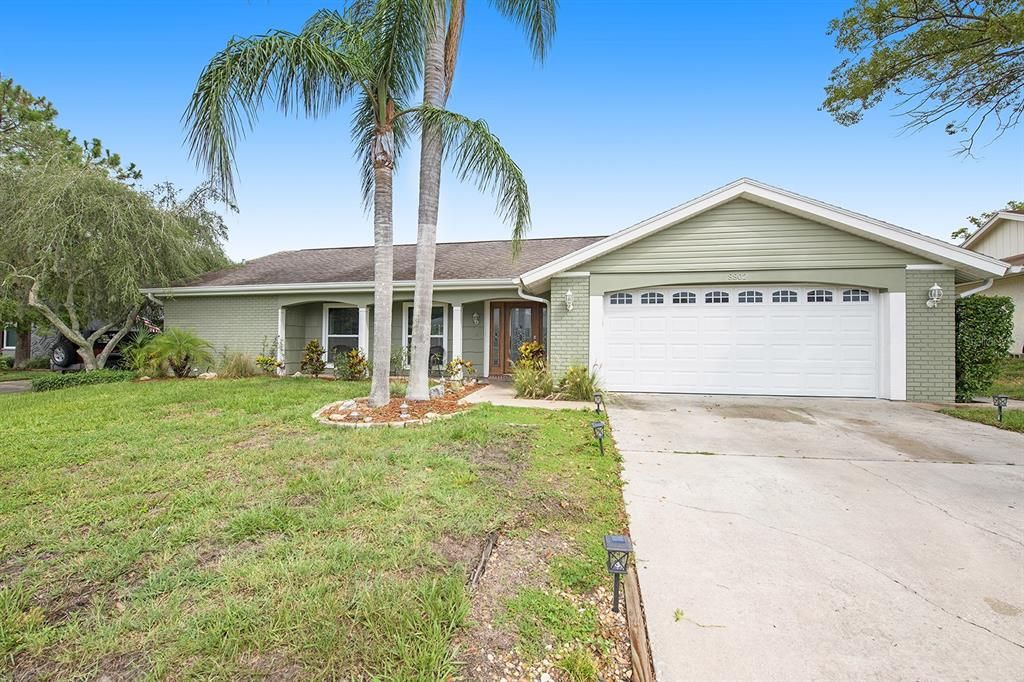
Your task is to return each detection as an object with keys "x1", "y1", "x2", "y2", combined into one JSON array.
[
  {"x1": 0, "y1": 377, "x2": 623, "y2": 678},
  {"x1": 940, "y1": 406, "x2": 1024, "y2": 433},
  {"x1": 991, "y1": 356, "x2": 1024, "y2": 400},
  {"x1": 0, "y1": 370, "x2": 46, "y2": 383},
  {"x1": 502, "y1": 588, "x2": 603, "y2": 659},
  {"x1": 556, "y1": 649, "x2": 600, "y2": 682}
]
